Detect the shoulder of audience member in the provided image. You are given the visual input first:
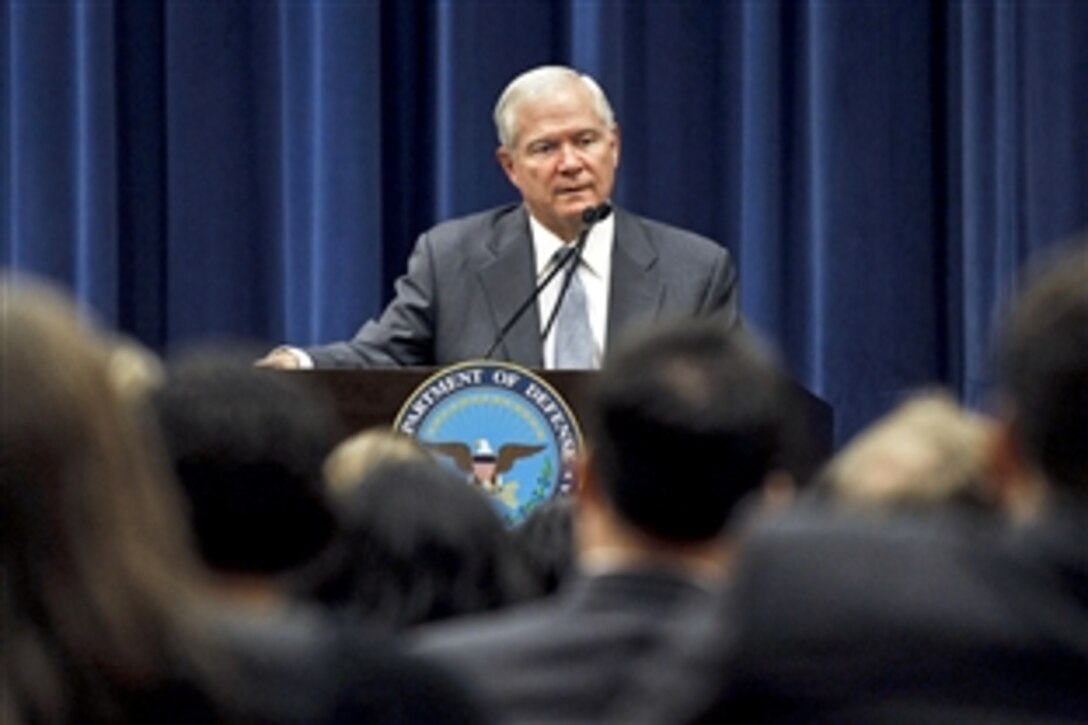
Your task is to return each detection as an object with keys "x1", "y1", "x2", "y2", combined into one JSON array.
[
  {"x1": 332, "y1": 626, "x2": 494, "y2": 725},
  {"x1": 740, "y1": 498, "x2": 1014, "y2": 571},
  {"x1": 210, "y1": 601, "x2": 489, "y2": 723},
  {"x1": 407, "y1": 595, "x2": 559, "y2": 660}
]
